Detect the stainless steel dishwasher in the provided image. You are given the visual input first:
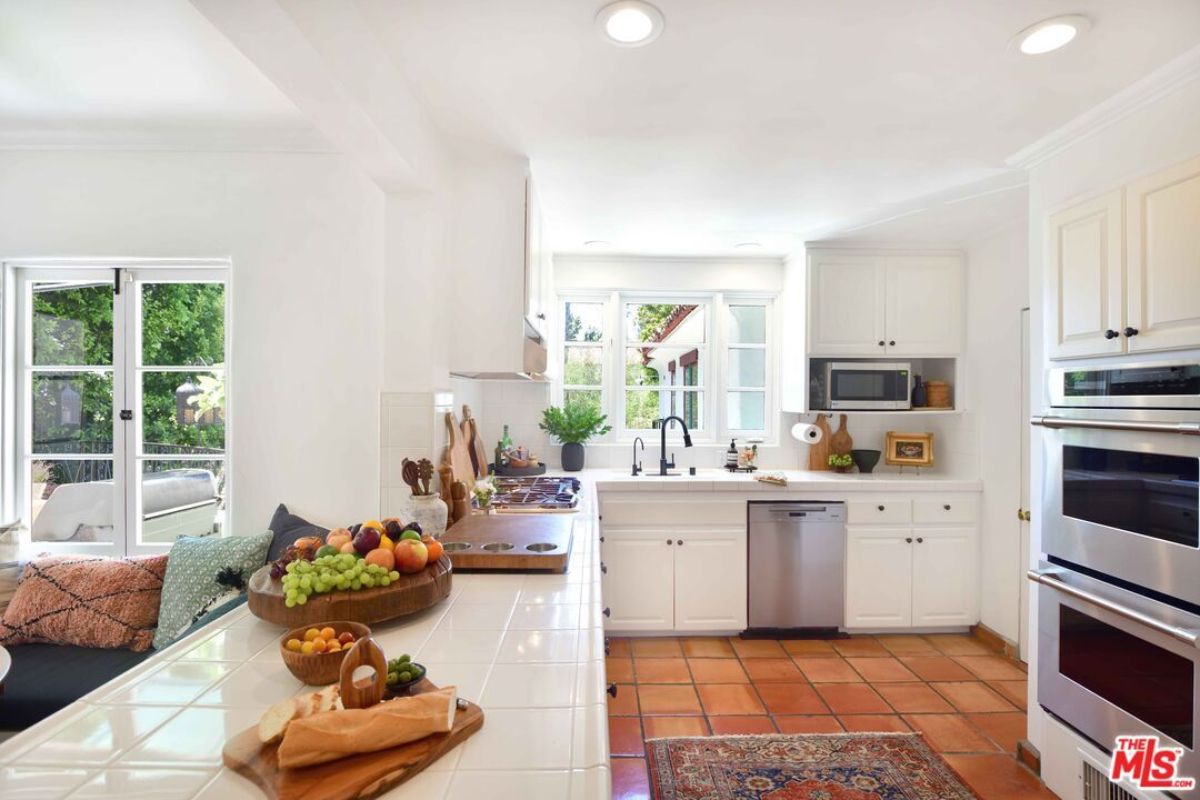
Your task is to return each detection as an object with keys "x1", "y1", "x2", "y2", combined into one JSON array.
[{"x1": 747, "y1": 502, "x2": 845, "y2": 633}]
